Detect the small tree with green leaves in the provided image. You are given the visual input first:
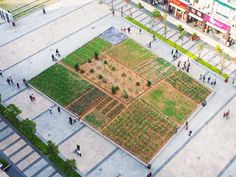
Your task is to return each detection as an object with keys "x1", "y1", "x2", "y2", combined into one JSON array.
[
  {"x1": 74, "y1": 63, "x2": 79, "y2": 71},
  {"x1": 5, "y1": 104, "x2": 21, "y2": 117},
  {"x1": 151, "y1": 9, "x2": 162, "y2": 25},
  {"x1": 178, "y1": 30, "x2": 186, "y2": 46},
  {"x1": 215, "y1": 45, "x2": 224, "y2": 73},
  {"x1": 20, "y1": 119, "x2": 36, "y2": 138},
  {"x1": 163, "y1": 13, "x2": 167, "y2": 38},
  {"x1": 147, "y1": 80, "x2": 152, "y2": 87},
  {"x1": 47, "y1": 140, "x2": 59, "y2": 156},
  {"x1": 196, "y1": 42, "x2": 205, "y2": 60},
  {"x1": 137, "y1": 2, "x2": 144, "y2": 10},
  {"x1": 65, "y1": 159, "x2": 77, "y2": 171}
]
